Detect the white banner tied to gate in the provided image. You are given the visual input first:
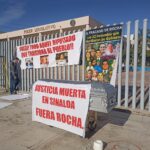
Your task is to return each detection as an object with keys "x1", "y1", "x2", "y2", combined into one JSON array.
[
  {"x1": 17, "y1": 32, "x2": 83, "y2": 69},
  {"x1": 32, "y1": 80, "x2": 91, "y2": 137}
]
